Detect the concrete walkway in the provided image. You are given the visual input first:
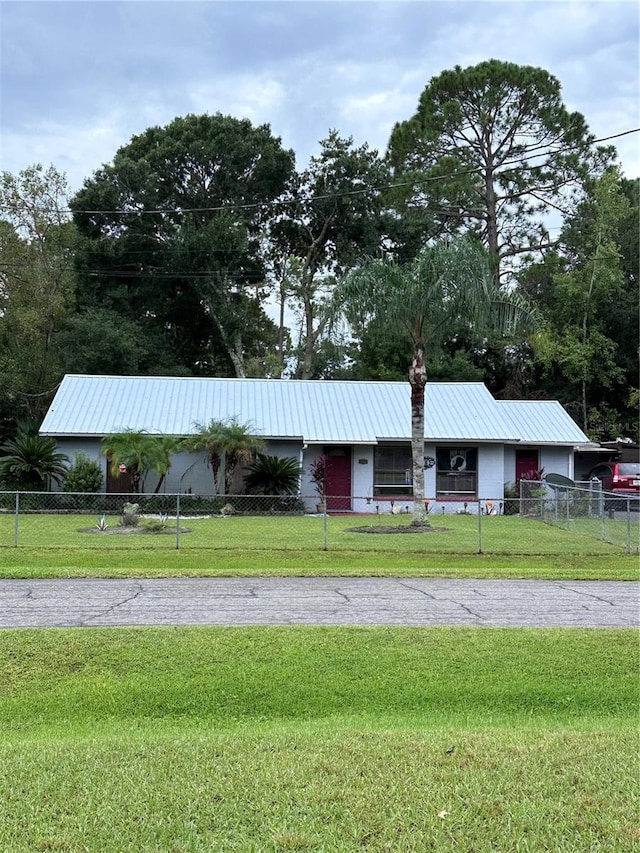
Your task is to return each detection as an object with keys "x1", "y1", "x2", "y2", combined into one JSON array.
[{"x1": 0, "y1": 577, "x2": 638, "y2": 628}]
